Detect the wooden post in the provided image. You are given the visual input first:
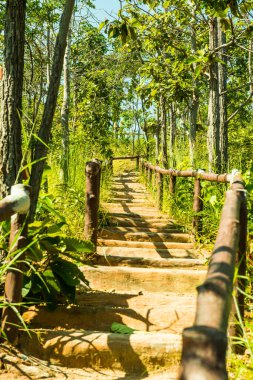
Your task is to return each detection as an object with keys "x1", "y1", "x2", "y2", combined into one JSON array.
[
  {"x1": 108, "y1": 157, "x2": 113, "y2": 173},
  {"x1": 147, "y1": 166, "x2": 152, "y2": 187},
  {"x1": 139, "y1": 159, "x2": 143, "y2": 175},
  {"x1": 157, "y1": 171, "x2": 163, "y2": 210},
  {"x1": 193, "y1": 177, "x2": 203, "y2": 236},
  {"x1": 169, "y1": 174, "x2": 176, "y2": 194},
  {"x1": 136, "y1": 155, "x2": 140, "y2": 170},
  {"x1": 179, "y1": 326, "x2": 228, "y2": 380},
  {"x1": 84, "y1": 160, "x2": 101, "y2": 248},
  {"x1": 1, "y1": 184, "x2": 31, "y2": 345},
  {"x1": 145, "y1": 165, "x2": 149, "y2": 186}
]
